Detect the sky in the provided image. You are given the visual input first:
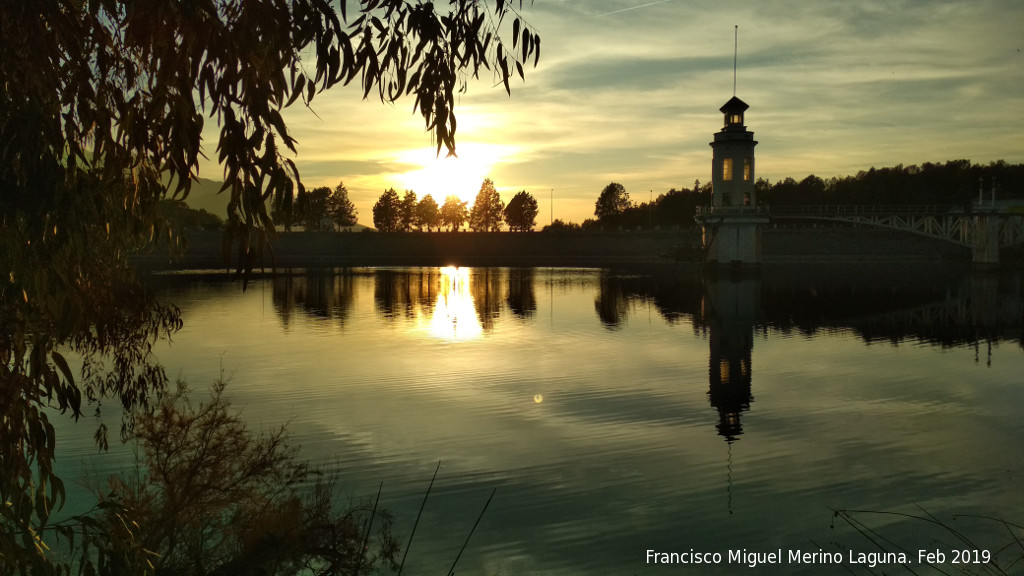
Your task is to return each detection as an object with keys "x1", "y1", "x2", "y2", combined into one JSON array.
[{"x1": 204, "y1": 0, "x2": 1024, "y2": 226}]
